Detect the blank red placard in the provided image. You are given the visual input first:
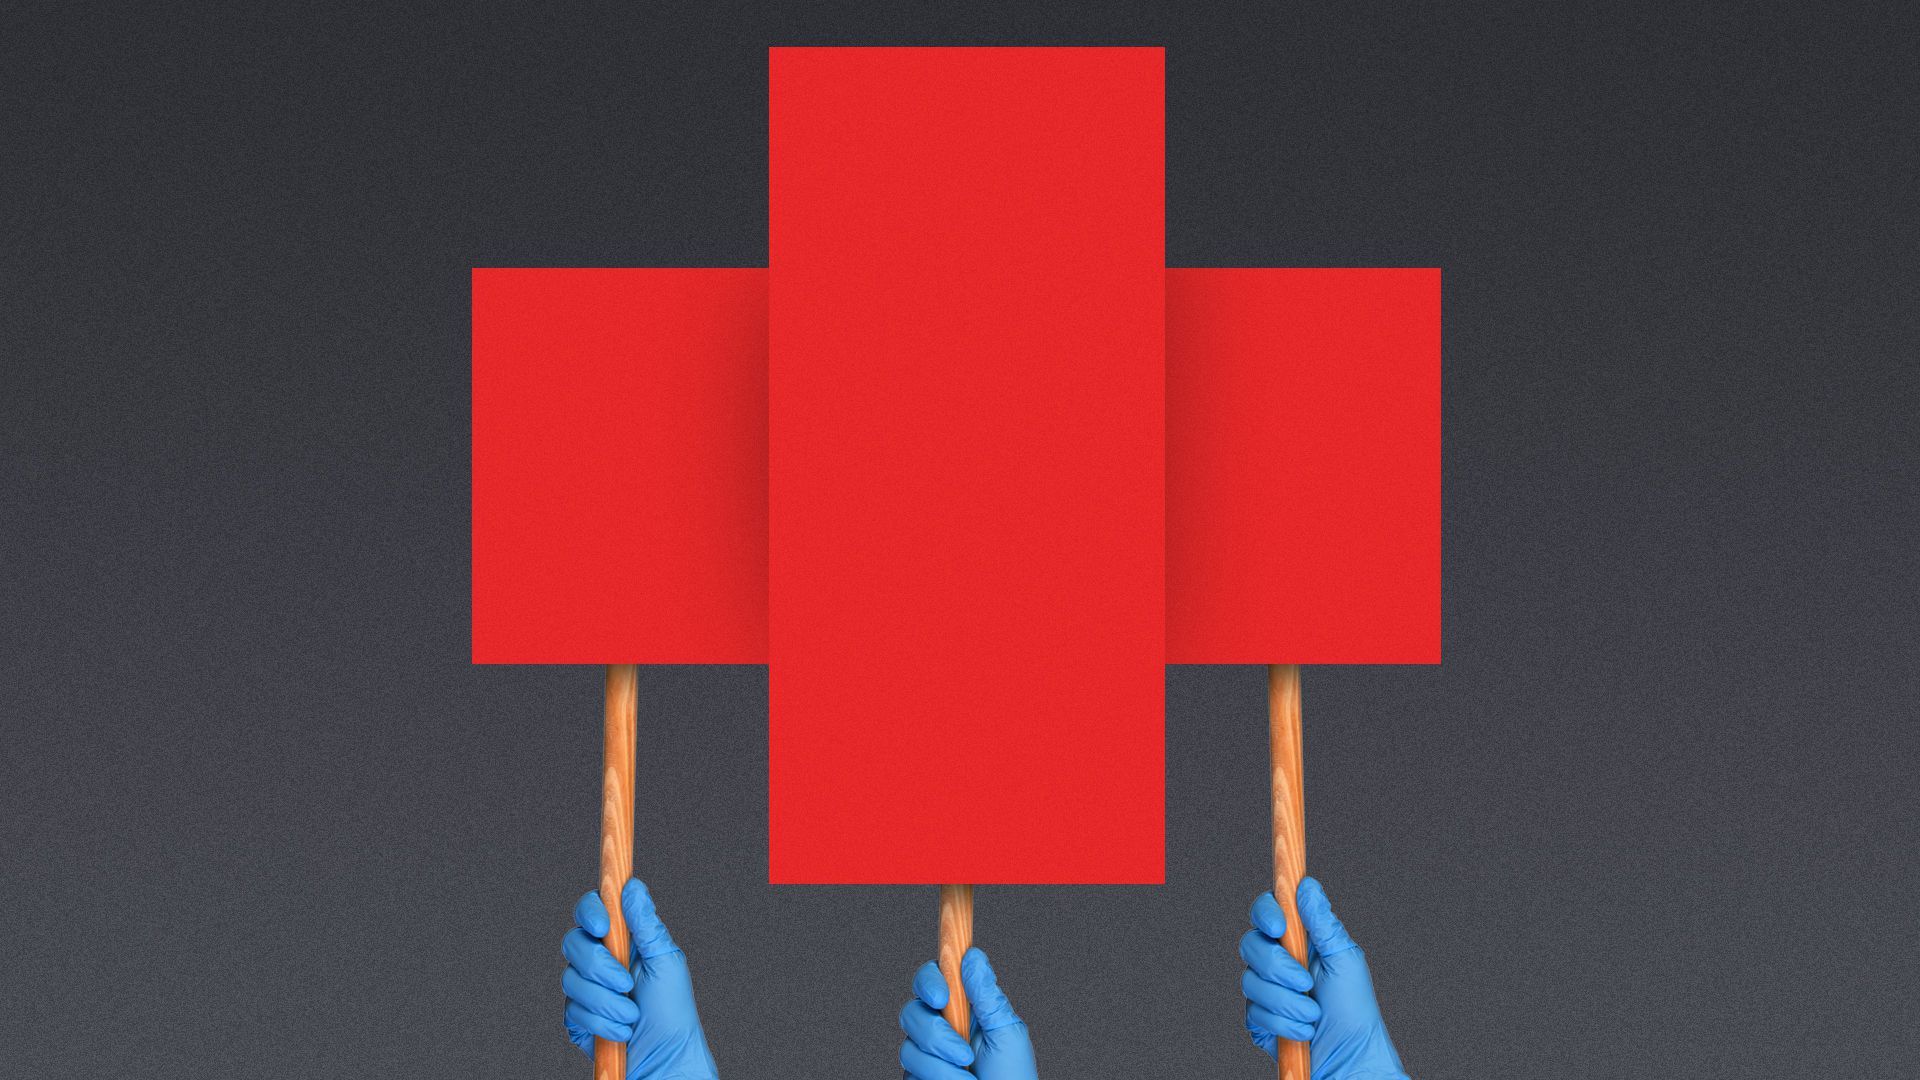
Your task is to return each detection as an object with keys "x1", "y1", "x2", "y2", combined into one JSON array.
[
  {"x1": 471, "y1": 268, "x2": 766, "y2": 664},
  {"x1": 1167, "y1": 267, "x2": 1441, "y2": 664},
  {"x1": 767, "y1": 48, "x2": 1167, "y2": 884}
]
